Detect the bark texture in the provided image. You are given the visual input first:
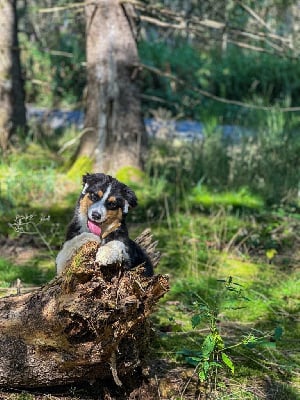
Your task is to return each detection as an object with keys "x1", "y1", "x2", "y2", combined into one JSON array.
[
  {"x1": 0, "y1": 230, "x2": 168, "y2": 389},
  {"x1": 0, "y1": 0, "x2": 26, "y2": 151},
  {"x1": 79, "y1": 0, "x2": 146, "y2": 174}
]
